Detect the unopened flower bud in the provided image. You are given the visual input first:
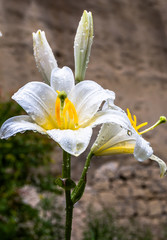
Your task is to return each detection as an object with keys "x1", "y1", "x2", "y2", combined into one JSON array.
[
  {"x1": 33, "y1": 30, "x2": 58, "y2": 84},
  {"x1": 74, "y1": 10, "x2": 94, "y2": 82}
]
